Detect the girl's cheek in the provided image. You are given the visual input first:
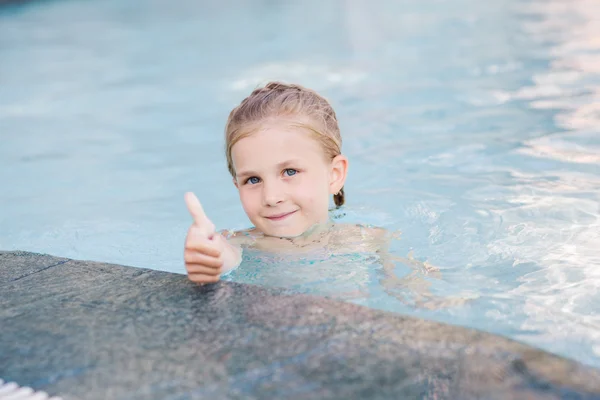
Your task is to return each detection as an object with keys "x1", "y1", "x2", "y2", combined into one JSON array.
[{"x1": 240, "y1": 191, "x2": 254, "y2": 210}]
